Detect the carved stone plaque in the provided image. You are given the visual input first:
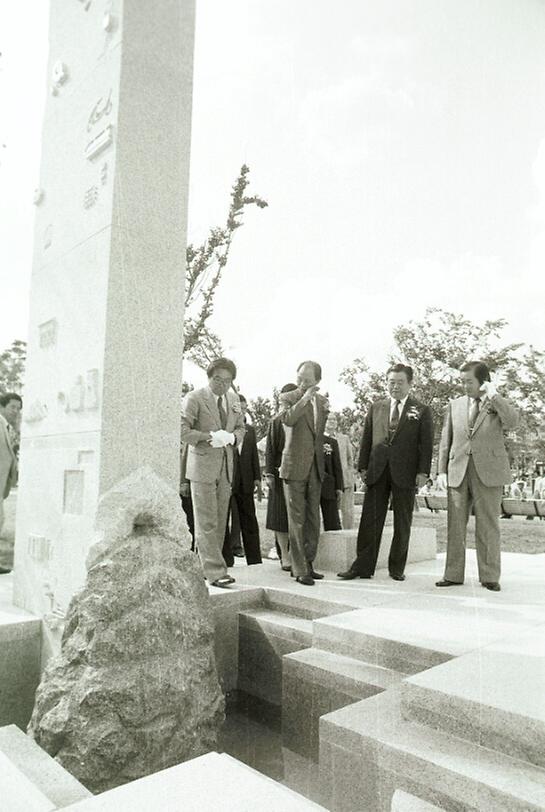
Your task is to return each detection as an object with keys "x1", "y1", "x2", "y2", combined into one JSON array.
[{"x1": 63, "y1": 470, "x2": 85, "y2": 514}]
